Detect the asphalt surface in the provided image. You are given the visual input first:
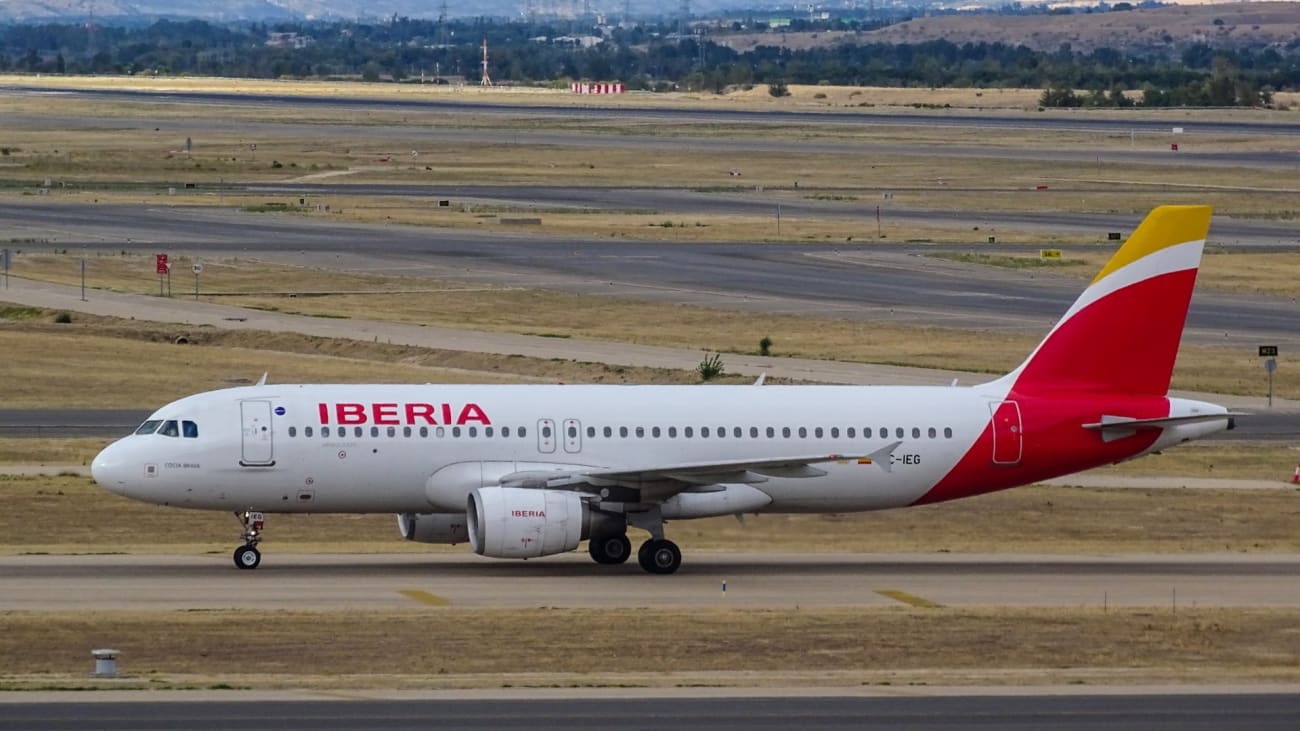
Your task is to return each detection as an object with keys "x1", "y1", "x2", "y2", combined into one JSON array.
[
  {"x1": 7, "y1": 553, "x2": 1300, "y2": 611},
  {"x1": 4, "y1": 694, "x2": 1300, "y2": 731},
  {"x1": 3, "y1": 202, "x2": 1300, "y2": 348}
]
